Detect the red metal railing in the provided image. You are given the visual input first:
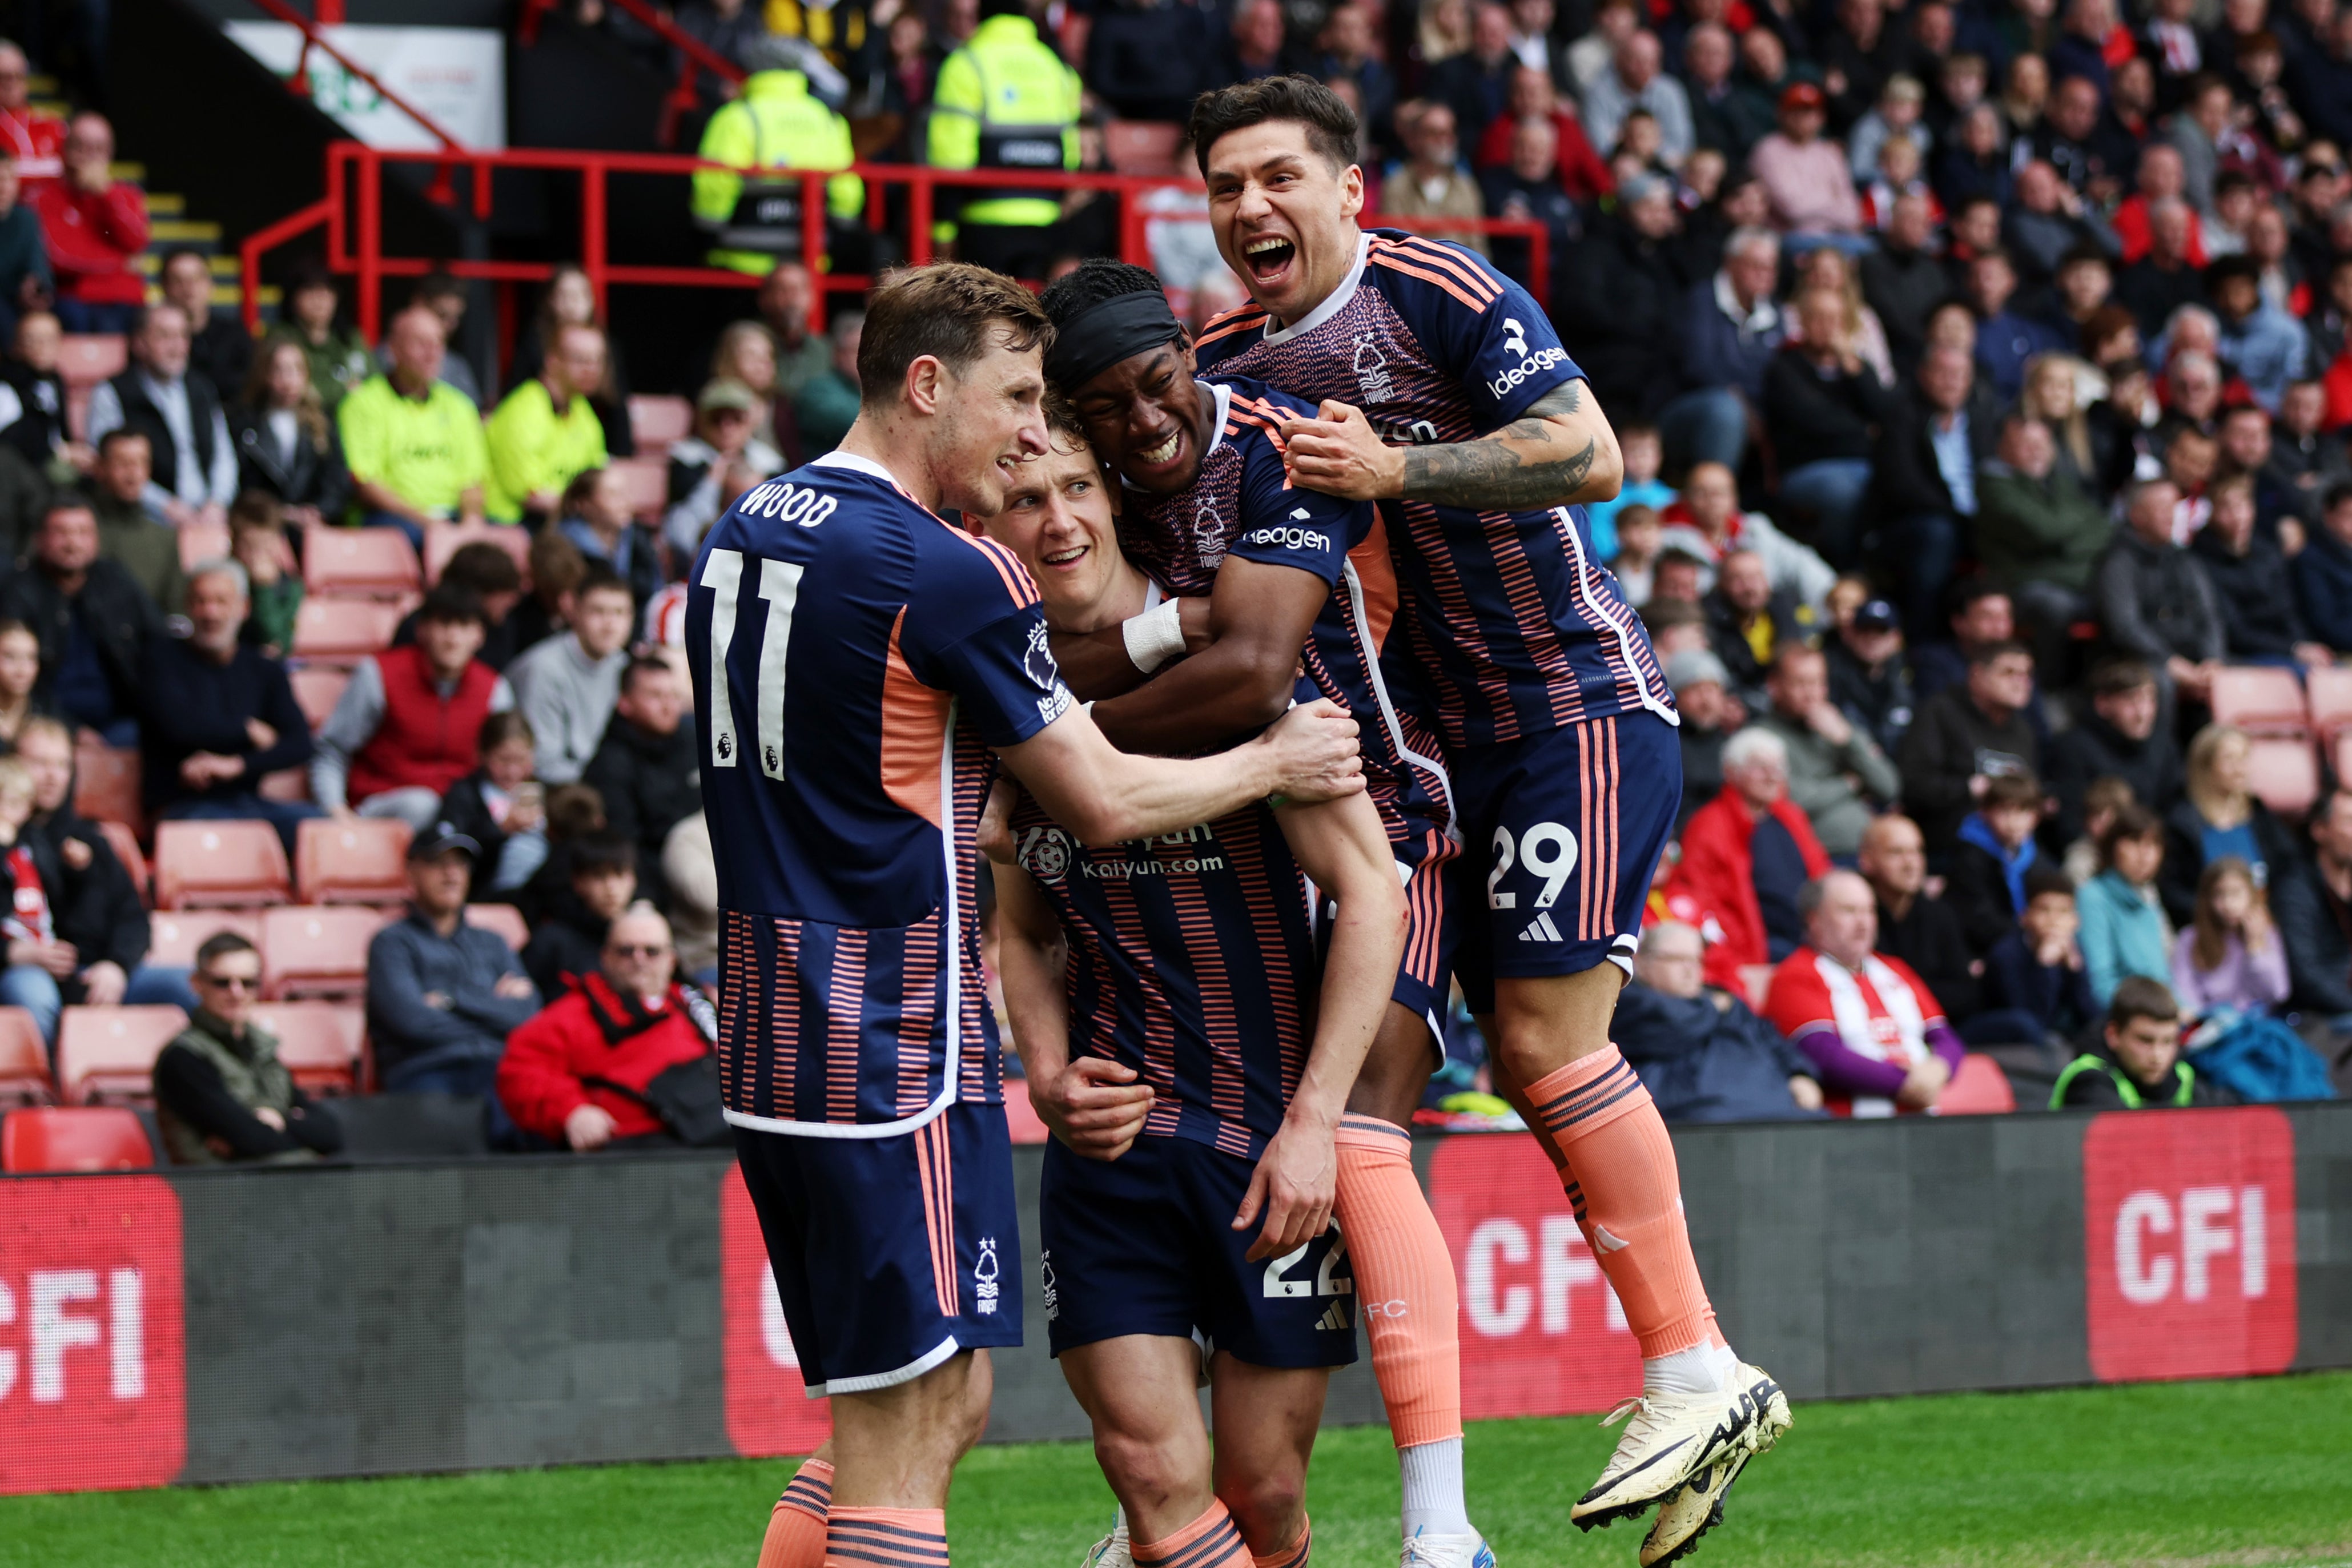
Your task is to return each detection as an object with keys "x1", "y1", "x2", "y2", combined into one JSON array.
[
  {"x1": 516, "y1": 0, "x2": 747, "y2": 147},
  {"x1": 242, "y1": 142, "x2": 1552, "y2": 342}
]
